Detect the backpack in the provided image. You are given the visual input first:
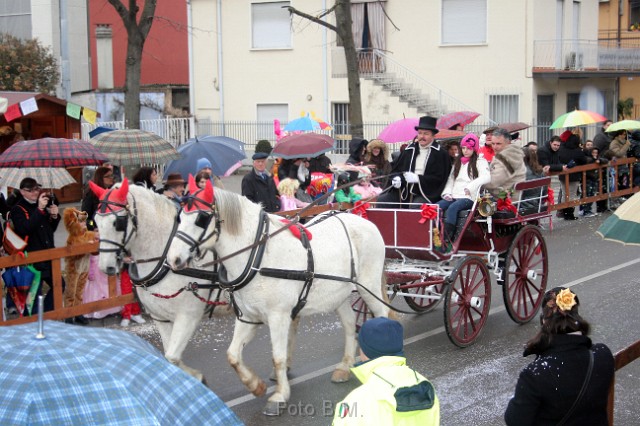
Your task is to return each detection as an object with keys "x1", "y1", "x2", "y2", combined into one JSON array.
[{"x1": 3, "y1": 205, "x2": 28, "y2": 255}]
